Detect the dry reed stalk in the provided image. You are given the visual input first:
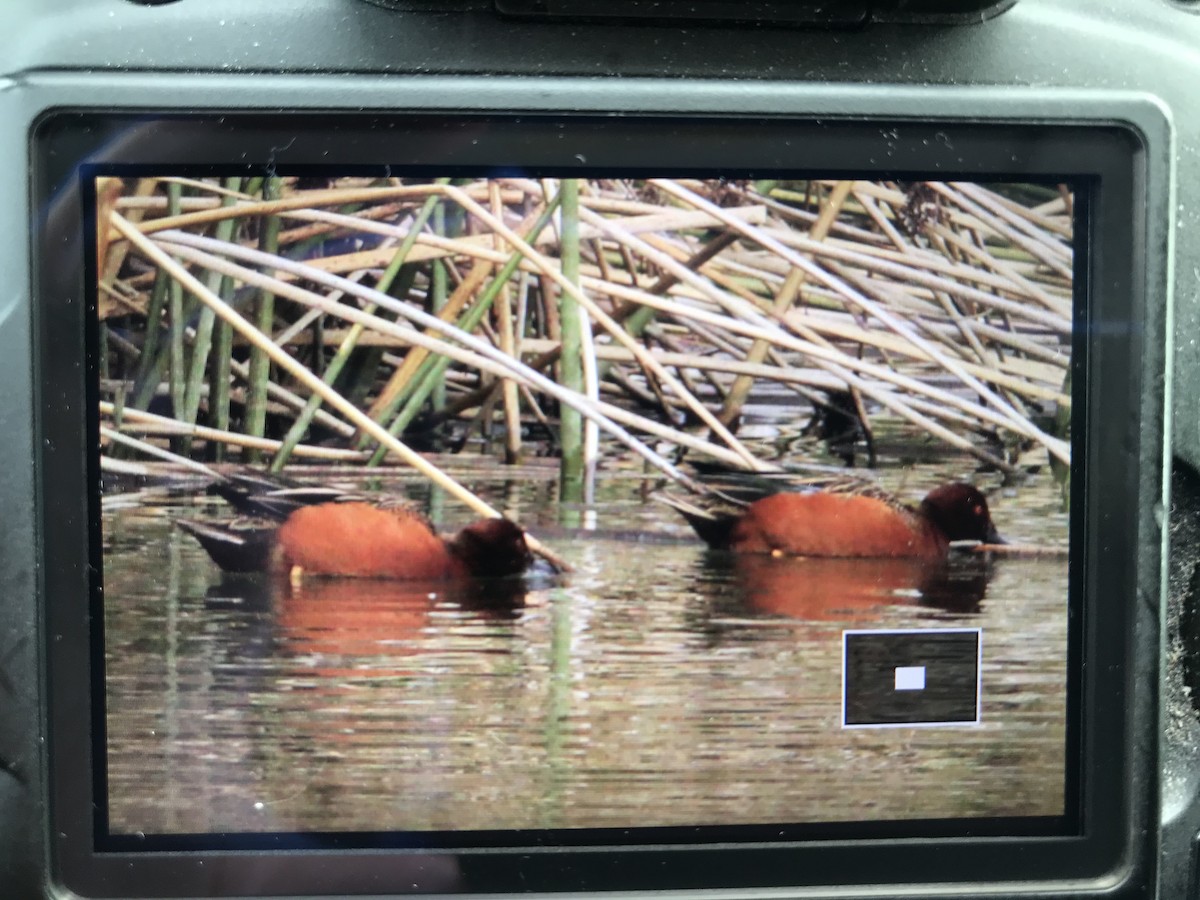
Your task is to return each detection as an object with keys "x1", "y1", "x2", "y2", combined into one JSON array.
[
  {"x1": 491, "y1": 182, "x2": 523, "y2": 464},
  {"x1": 789, "y1": 314, "x2": 1069, "y2": 405},
  {"x1": 815, "y1": 228, "x2": 1066, "y2": 301},
  {"x1": 966, "y1": 321, "x2": 1067, "y2": 364},
  {"x1": 194, "y1": 199, "x2": 766, "y2": 284},
  {"x1": 745, "y1": 188, "x2": 891, "y2": 247},
  {"x1": 274, "y1": 201, "x2": 411, "y2": 246},
  {"x1": 646, "y1": 325, "x2": 729, "y2": 400},
  {"x1": 781, "y1": 308, "x2": 1067, "y2": 460},
  {"x1": 820, "y1": 181, "x2": 988, "y2": 238},
  {"x1": 116, "y1": 196, "x2": 217, "y2": 212},
  {"x1": 758, "y1": 227, "x2": 1072, "y2": 327},
  {"x1": 928, "y1": 183, "x2": 1072, "y2": 278},
  {"x1": 224, "y1": 356, "x2": 357, "y2": 438},
  {"x1": 1037, "y1": 194, "x2": 1071, "y2": 217},
  {"x1": 962, "y1": 187, "x2": 1073, "y2": 239},
  {"x1": 924, "y1": 223, "x2": 1070, "y2": 316},
  {"x1": 577, "y1": 196, "x2": 673, "y2": 216},
  {"x1": 98, "y1": 281, "x2": 147, "y2": 317},
  {"x1": 272, "y1": 272, "x2": 371, "y2": 348},
  {"x1": 109, "y1": 177, "x2": 1073, "y2": 483},
  {"x1": 515, "y1": 338, "x2": 842, "y2": 388},
  {"x1": 848, "y1": 187, "x2": 910, "y2": 249},
  {"x1": 111, "y1": 211, "x2": 571, "y2": 571},
  {"x1": 157, "y1": 177, "x2": 254, "y2": 200},
  {"x1": 366, "y1": 259, "x2": 495, "y2": 421},
  {"x1": 720, "y1": 181, "x2": 854, "y2": 426},
  {"x1": 630, "y1": 232, "x2": 743, "y2": 313},
  {"x1": 577, "y1": 204, "x2": 784, "y2": 324},
  {"x1": 100, "y1": 402, "x2": 366, "y2": 461},
  {"x1": 681, "y1": 247, "x2": 789, "y2": 296},
  {"x1": 577, "y1": 272, "x2": 1066, "y2": 463},
  {"x1": 650, "y1": 180, "x2": 1063, "y2": 452},
  {"x1": 249, "y1": 212, "x2": 508, "y2": 275},
  {"x1": 820, "y1": 257, "x2": 1032, "y2": 388},
  {"x1": 101, "y1": 425, "x2": 220, "y2": 477},
  {"x1": 190, "y1": 273, "x2": 756, "y2": 478},
  {"x1": 149, "y1": 229, "x2": 728, "y2": 483},
  {"x1": 363, "y1": 196, "x2": 567, "y2": 463},
  {"x1": 100, "y1": 456, "x2": 153, "y2": 477},
  {"x1": 122, "y1": 183, "x2": 505, "y2": 238},
  {"x1": 839, "y1": 192, "x2": 1070, "y2": 424},
  {"x1": 441, "y1": 184, "x2": 766, "y2": 472},
  {"x1": 948, "y1": 182, "x2": 1074, "y2": 259},
  {"x1": 579, "y1": 205, "x2": 769, "y2": 235},
  {"x1": 642, "y1": 233, "x2": 770, "y2": 308},
  {"x1": 573, "y1": 206, "x2": 1013, "y2": 453},
  {"x1": 99, "y1": 179, "x2": 160, "y2": 316}
]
